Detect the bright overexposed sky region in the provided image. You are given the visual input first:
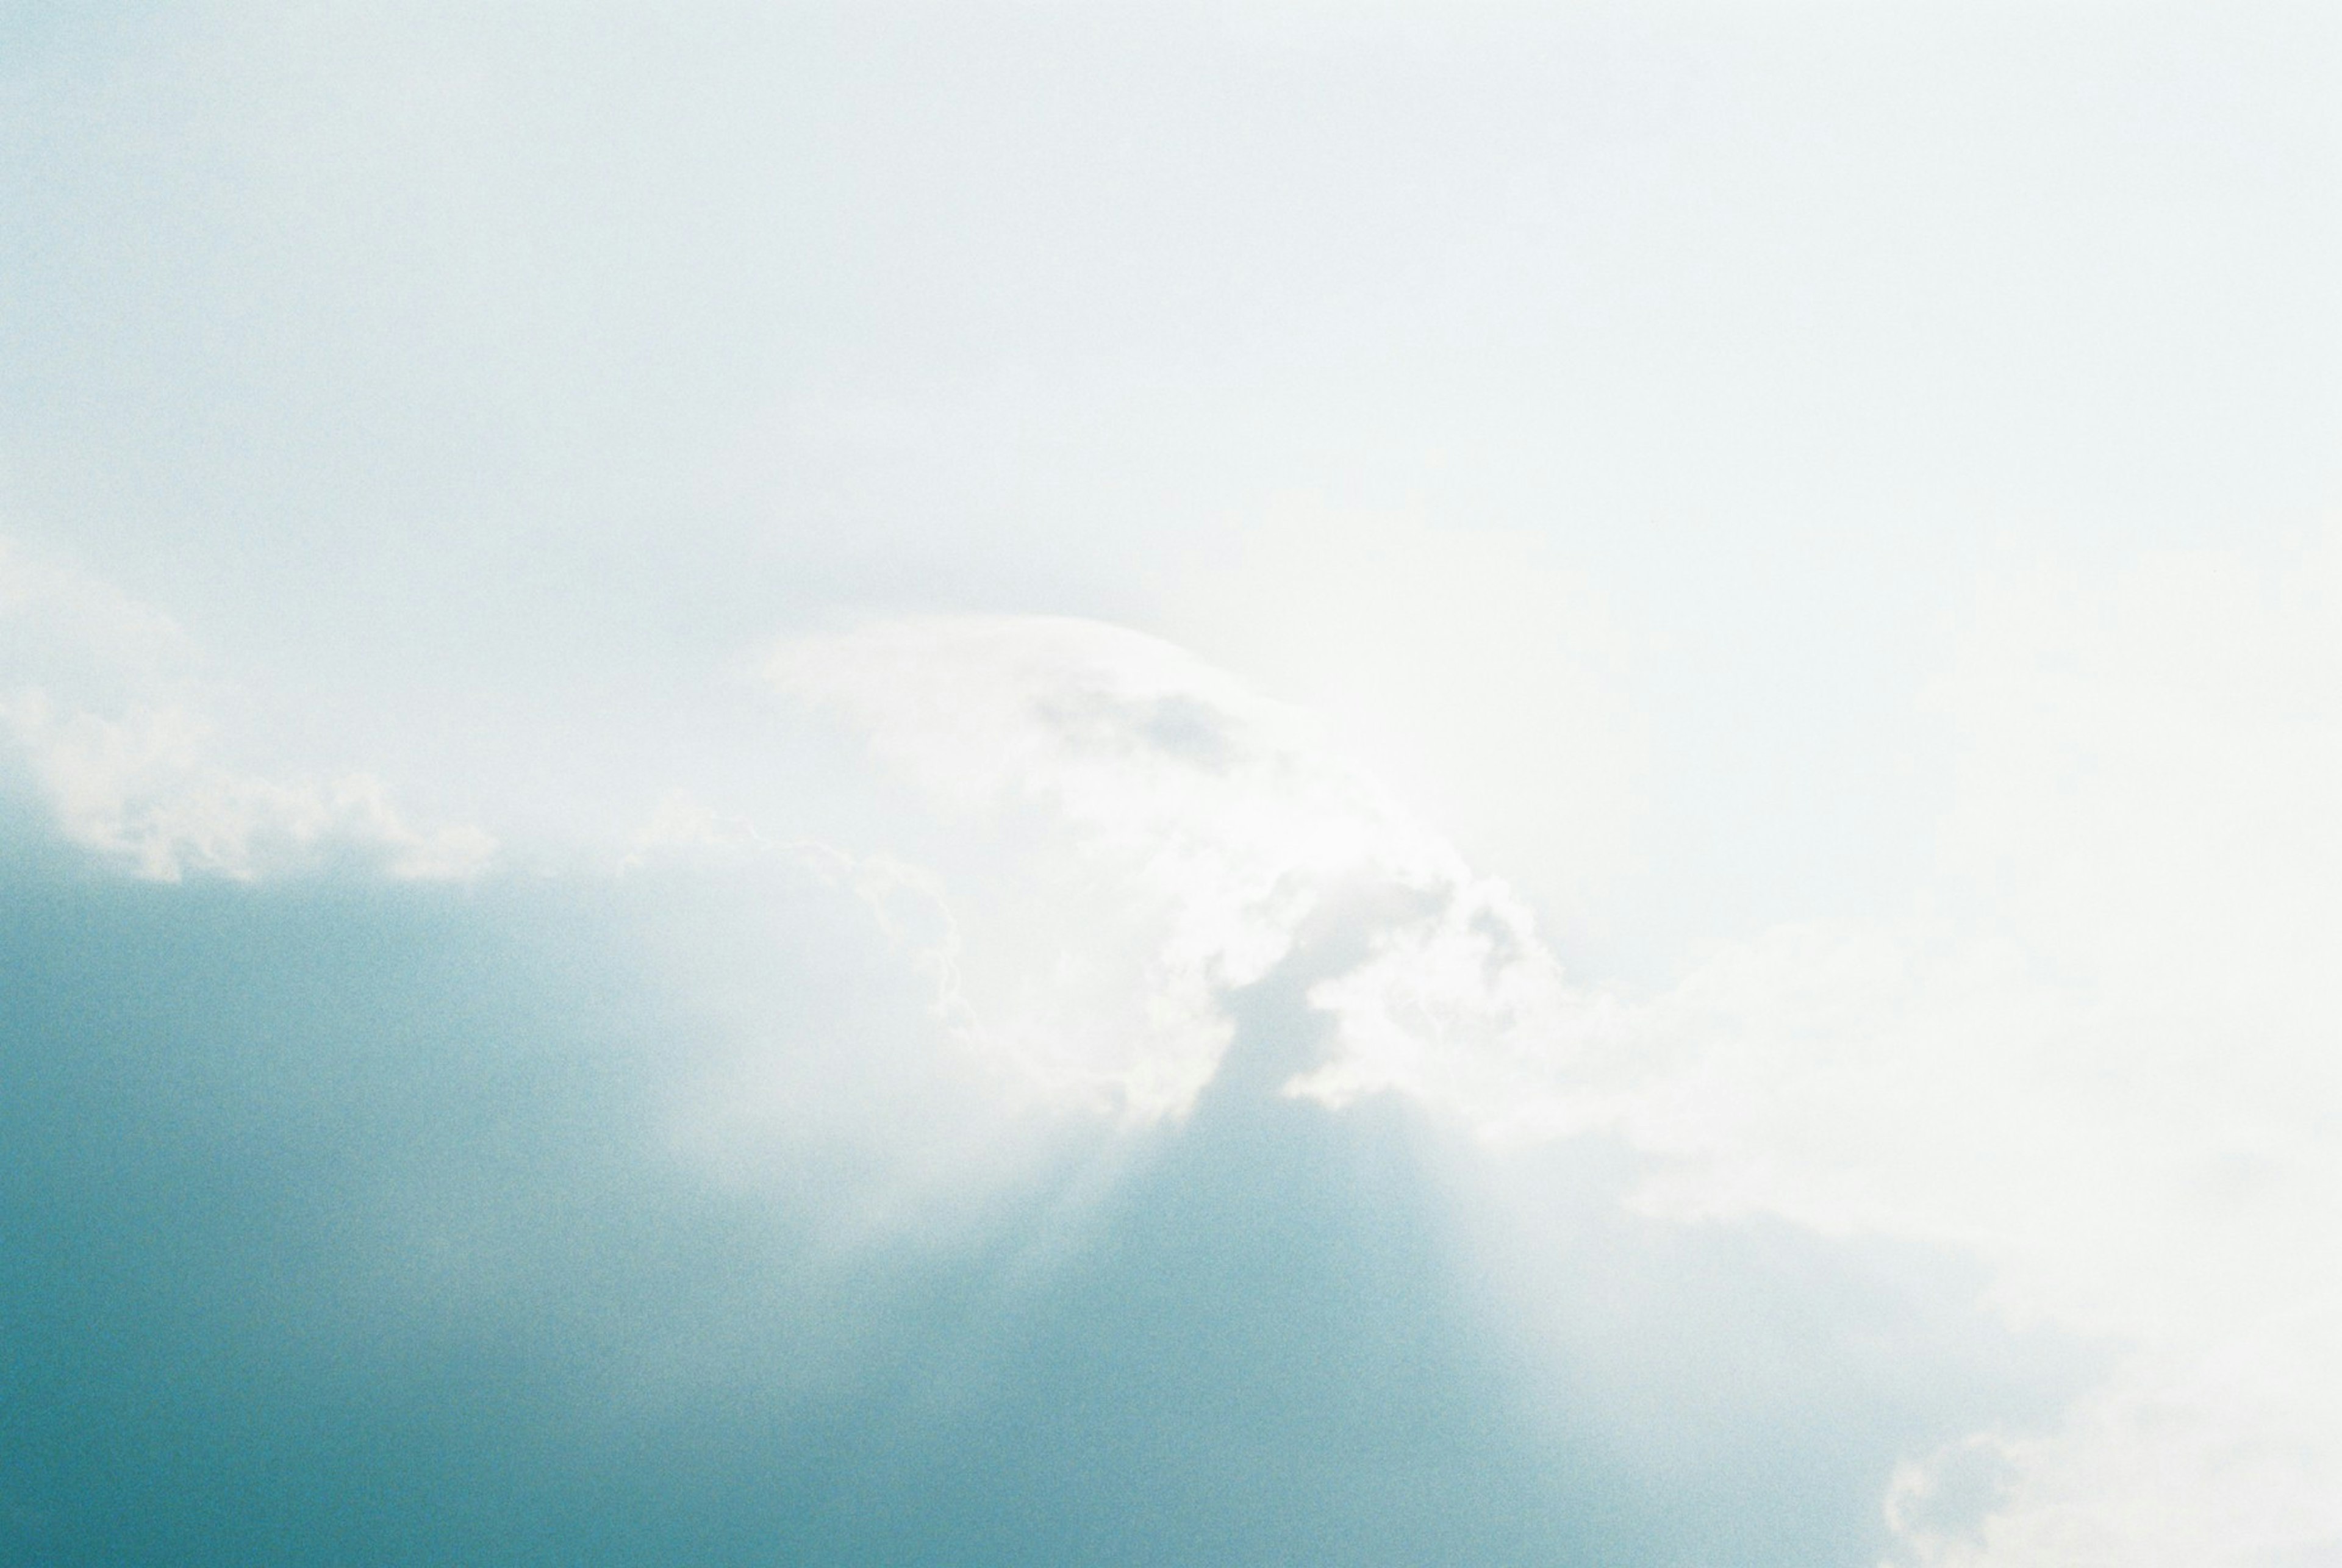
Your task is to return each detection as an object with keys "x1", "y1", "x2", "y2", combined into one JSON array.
[{"x1": 2, "y1": 3, "x2": 2338, "y2": 1564}]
